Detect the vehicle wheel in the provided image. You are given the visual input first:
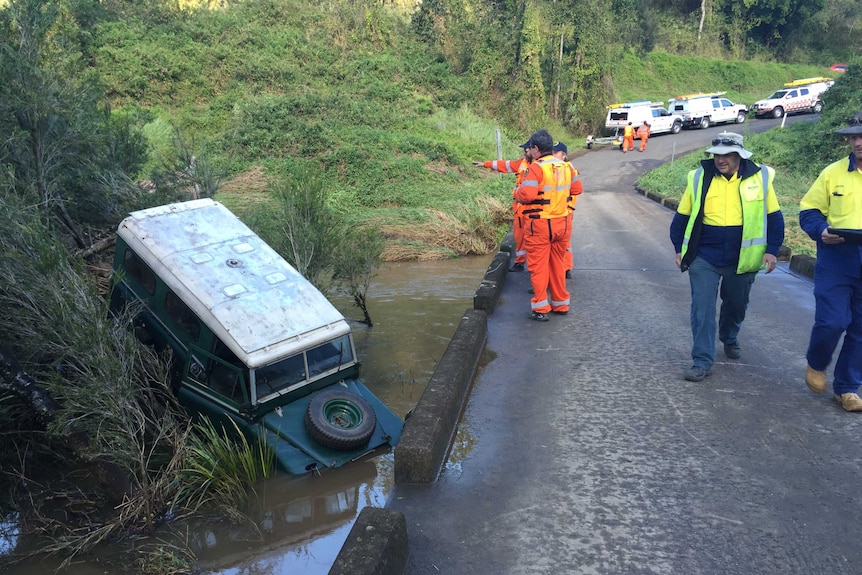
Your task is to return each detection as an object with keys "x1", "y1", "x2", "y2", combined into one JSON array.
[
  {"x1": 699, "y1": 117, "x2": 710, "y2": 129},
  {"x1": 772, "y1": 107, "x2": 784, "y2": 119},
  {"x1": 305, "y1": 388, "x2": 376, "y2": 451},
  {"x1": 813, "y1": 101, "x2": 823, "y2": 114},
  {"x1": 586, "y1": 142, "x2": 592, "y2": 149},
  {"x1": 671, "y1": 121, "x2": 682, "y2": 134},
  {"x1": 736, "y1": 111, "x2": 746, "y2": 124}
]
